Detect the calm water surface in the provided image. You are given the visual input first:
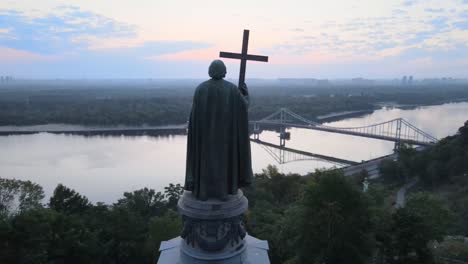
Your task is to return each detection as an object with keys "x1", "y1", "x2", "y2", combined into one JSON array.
[{"x1": 1, "y1": 102, "x2": 467, "y2": 203}]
